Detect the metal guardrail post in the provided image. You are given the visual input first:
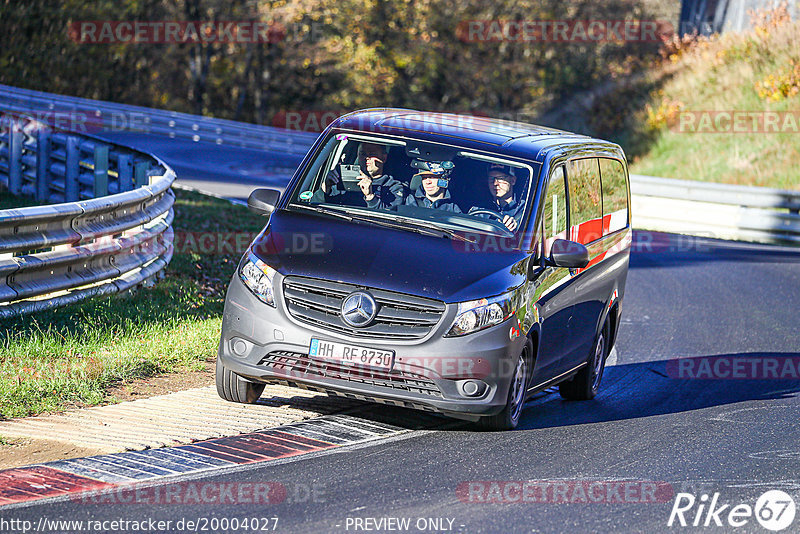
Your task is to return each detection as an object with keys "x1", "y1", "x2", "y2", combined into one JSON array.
[
  {"x1": 118, "y1": 153, "x2": 133, "y2": 192},
  {"x1": 93, "y1": 144, "x2": 109, "y2": 198},
  {"x1": 8, "y1": 123, "x2": 22, "y2": 195},
  {"x1": 65, "y1": 135, "x2": 80, "y2": 201},
  {"x1": 35, "y1": 128, "x2": 50, "y2": 202},
  {"x1": 134, "y1": 161, "x2": 149, "y2": 187}
]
